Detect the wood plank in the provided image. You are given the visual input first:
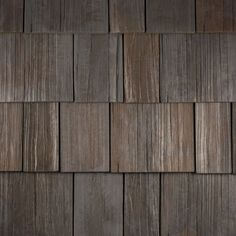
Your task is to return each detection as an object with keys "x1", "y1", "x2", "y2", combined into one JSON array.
[
  {"x1": 161, "y1": 174, "x2": 236, "y2": 236},
  {"x1": 161, "y1": 34, "x2": 236, "y2": 102},
  {"x1": 74, "y1": 174, "x2": 123, "y2": 236},
  {"x1": 74, "y1": 34, "x2": 123, "y2": 102},
  {"x1": 0, "y1": 0, "x2": 23, "y2": 32},
  {"x1": 0, "y1": 34, "x2": 73, "y2": 102},
  {"x1": 111, "y1": 104, "x2": 194, "y2": 172},
  {"x1": 124, "y1": 174, "x2": 160, "y2": 235},
  {"x1": 109, "y1": 0, "x2": 144, "y2": 32},
  {"x1": 25, "y1": 0, "x2": 61, "y2": 32},
  {"x1": 160, "y1": 34, "x2": 197, "y2": 102},
  {"x1": 23, "y1": 103, "x2": 59, "y2": 172},
  {"x1": 36, "y1": 174, "x2": 73, "y2": 236},
  {"x1": 196, "y1": 103, "x2": 231, "y2": 173},
  {"x1": 0, "y1": 103, "x2": 23, "y2": 171},
  {"x1": 60, "y1": 103, "x2": 109, "y2": 172},
  {"x1": 146, "y1": 0, "x2": 195, "y2": 32},
  {"x1": 61, "y1": 0, "x2": 108, "y2": 32},
  {"x1": 196, "y1": 0, "x2": 236, "y2": 32},
  {"x1": 124, "y1": 34, "x2": 159, "y2": 103},
  {"x1": 0, "y1": 173, "x2": 35, "y2": 235}
]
